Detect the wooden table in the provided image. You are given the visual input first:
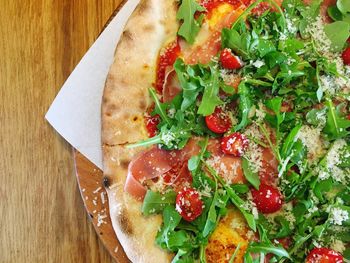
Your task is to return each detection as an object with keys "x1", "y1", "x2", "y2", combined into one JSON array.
[{"x1": 0, "y1": 1, "x2": 124, "y2": 262}]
